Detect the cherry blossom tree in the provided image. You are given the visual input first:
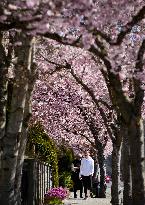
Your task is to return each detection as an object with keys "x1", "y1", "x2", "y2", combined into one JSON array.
[
  {"x1": 35, "y1": 39, "x2": 133, "y2": 203},
  {"x1": 0, "y1": 1, "x2": 145, "y2": 205},
  {"x1": 0, "y1": 1, "x2": 68, "y2": 204},
  {"x1": 43, "y1": 3, "x2": 145, "y2": 204},
  {"x1": 34, "y1": 40, "x2": 116, "y2": 198}
]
